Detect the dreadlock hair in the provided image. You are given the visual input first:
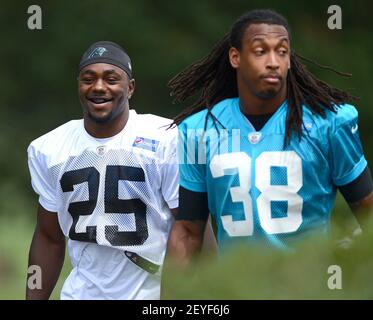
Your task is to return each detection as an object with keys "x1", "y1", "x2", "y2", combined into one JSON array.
[{"x1": 169, "y1": 9, "x2": 356, "y2": 146}]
